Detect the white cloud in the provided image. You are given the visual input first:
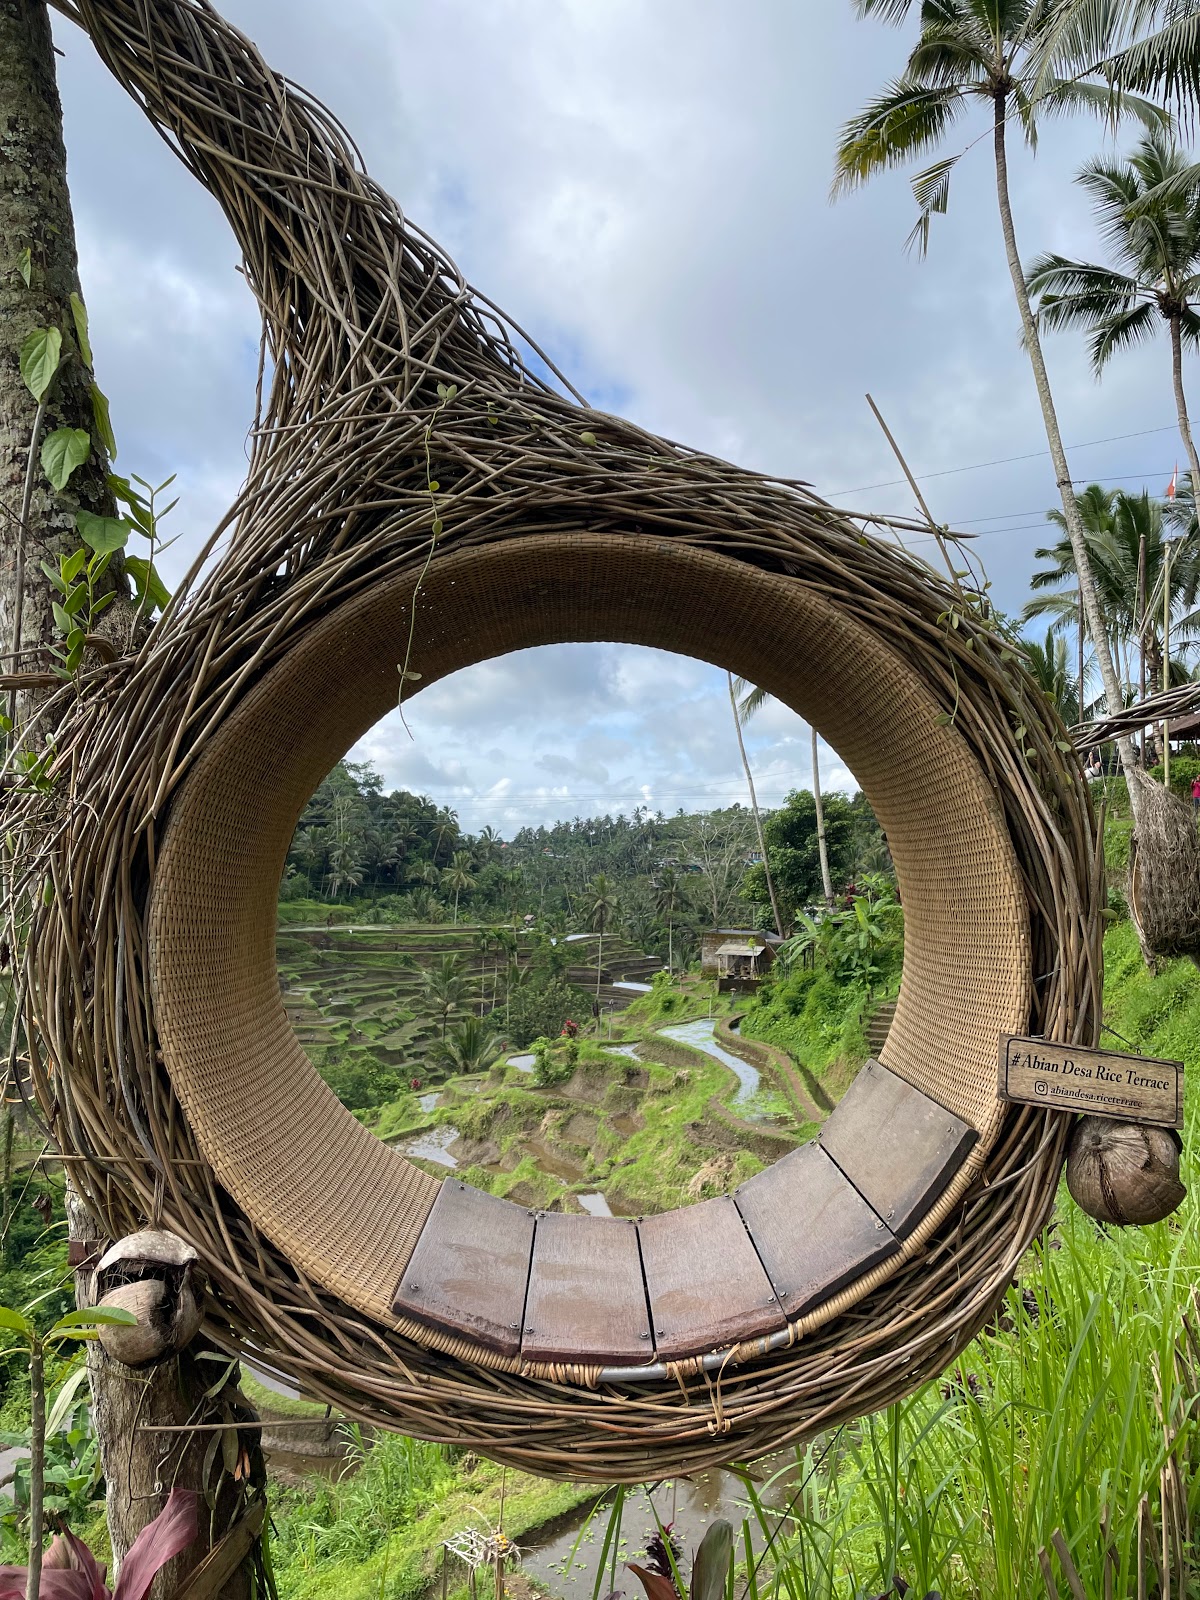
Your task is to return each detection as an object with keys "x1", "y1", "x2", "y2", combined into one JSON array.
[{"x1": 48, "y1": 1, "x2": 1195, "y2": 831}]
